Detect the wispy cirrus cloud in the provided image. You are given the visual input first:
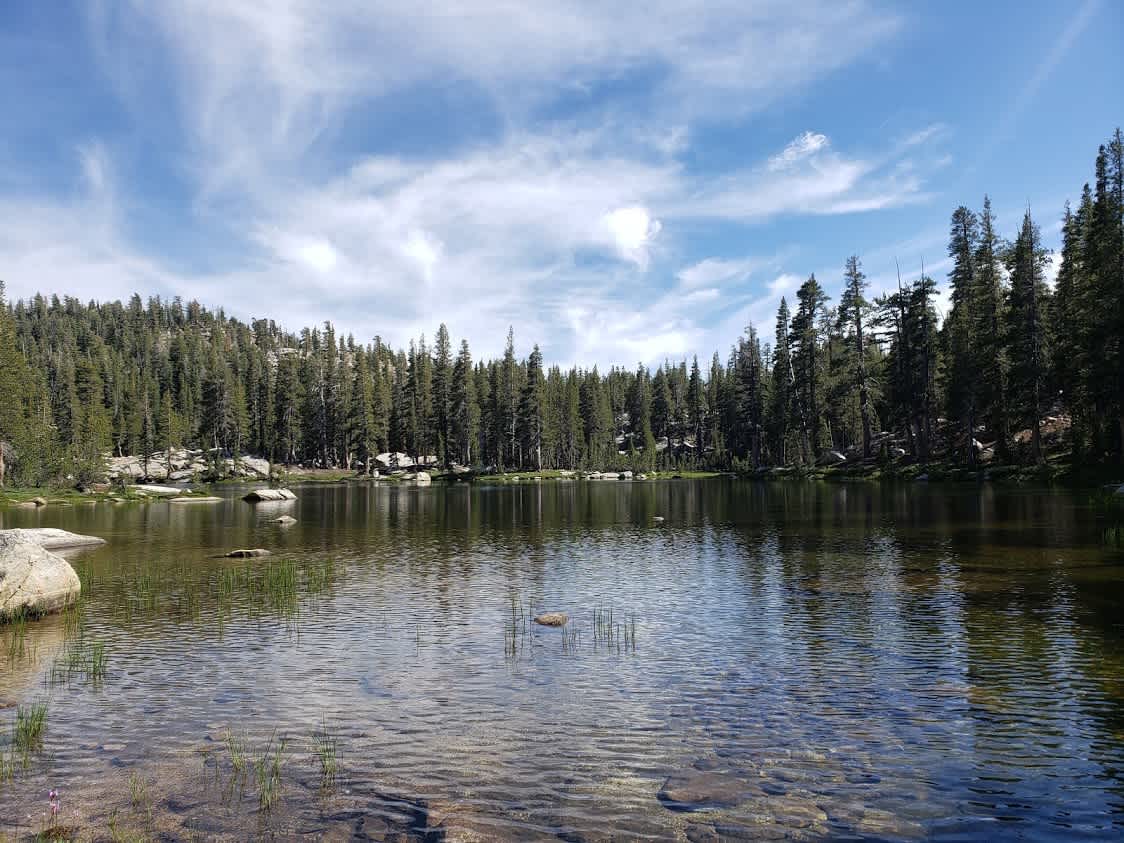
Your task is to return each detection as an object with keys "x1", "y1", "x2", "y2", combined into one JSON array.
[{"x1": 0, "y1": 0, "x2": 946, "y2": 366}]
